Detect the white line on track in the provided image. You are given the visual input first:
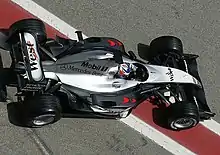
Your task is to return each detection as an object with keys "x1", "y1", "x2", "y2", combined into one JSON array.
[
  {"x1": 201, "y1": 119, "x2": 220, "y2": 136},
  {"x1": 122, "y1": 115, "x2": 195, "y2": 155},
  {"x1": 26, "y1": 128, "x2": 52, "y2": 155},
  {"x1": 10, "y1": 0, "x2": 220, "y2": 154}
]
